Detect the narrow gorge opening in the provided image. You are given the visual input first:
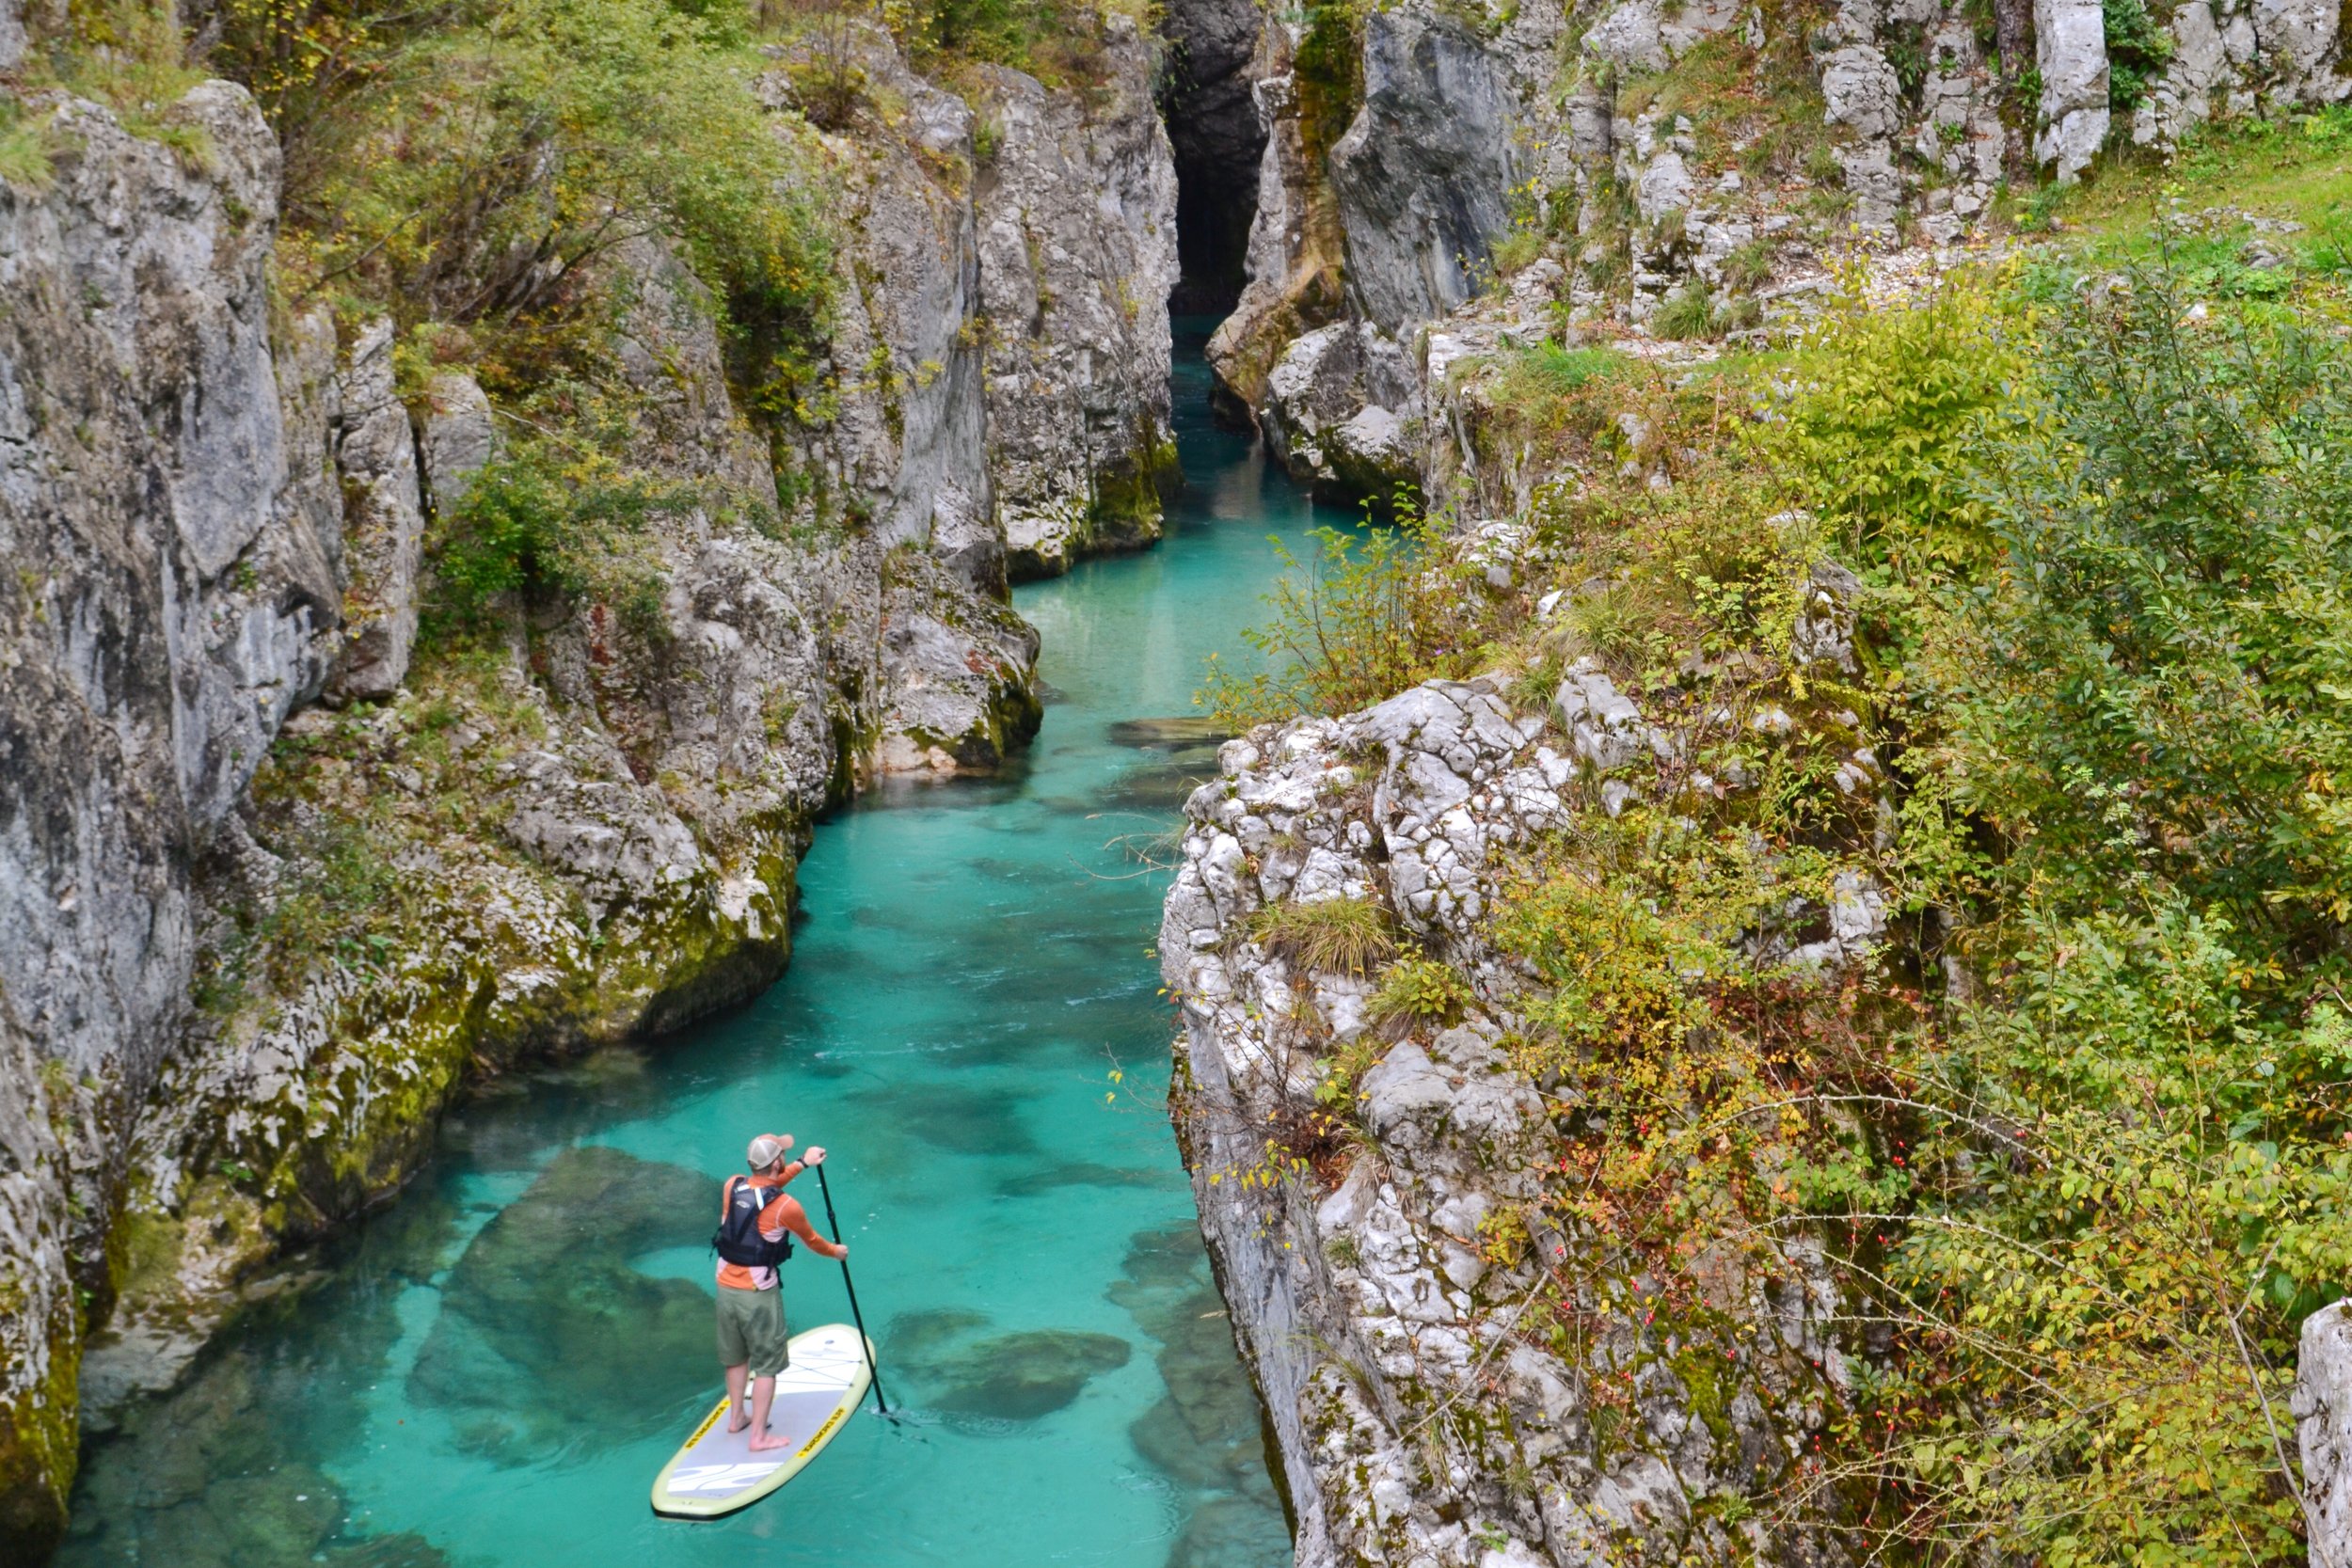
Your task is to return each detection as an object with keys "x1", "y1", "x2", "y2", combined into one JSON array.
[{"x1": 1159, "y1": 0, "x2": 1266, "y2": 318}]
